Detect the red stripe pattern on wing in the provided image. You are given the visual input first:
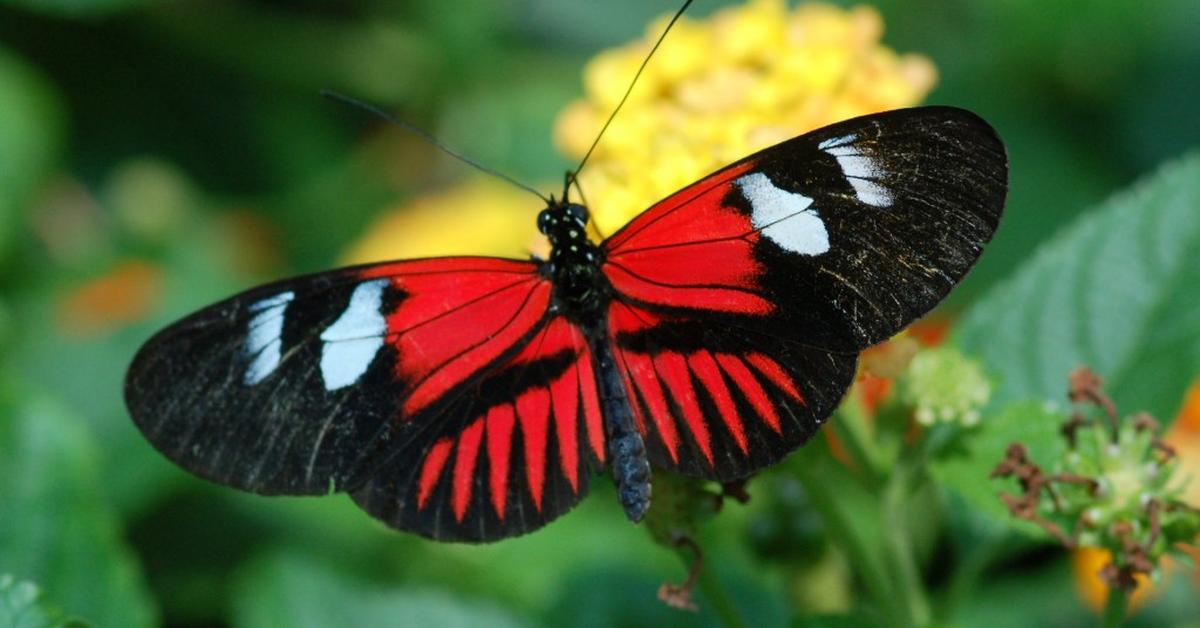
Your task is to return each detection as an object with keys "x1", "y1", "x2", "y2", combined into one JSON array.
[
  {"x1": 607, "y1": 300, "x2": 809, "y2": 477},
  {"x1": 378, "y1": 317, "x2": 603, "y2": 538}
]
